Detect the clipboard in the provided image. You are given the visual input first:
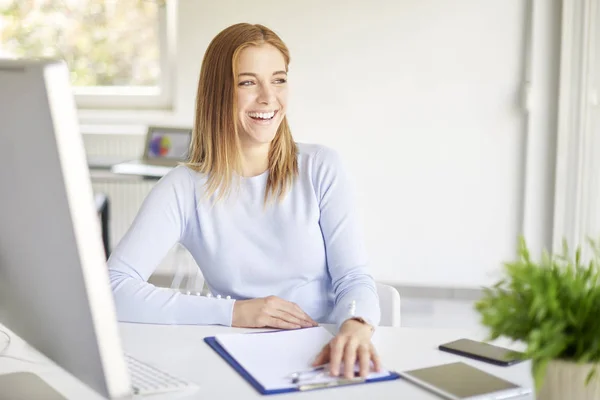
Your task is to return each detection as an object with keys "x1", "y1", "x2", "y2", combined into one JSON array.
[{"x1": 204, "y1": 330, "x2": 400, "y2": 395}]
